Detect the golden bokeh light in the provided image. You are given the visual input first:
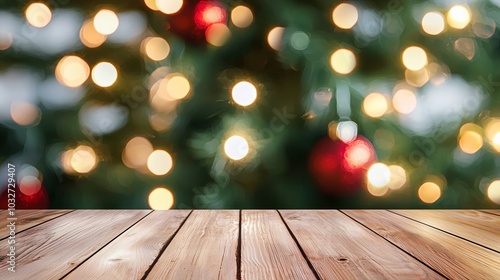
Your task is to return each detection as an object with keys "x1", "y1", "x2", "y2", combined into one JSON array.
[
  {"x1": 332, "y1": 3, "x2": 358, "y2": 29},
  {"x1": 232, "y1": 81, "x2": 257, "y2": 106},
  {"x1": 55, "y1": 56, "x2": 90, "y2": 88},
  {"x1": 11, "y1": 102, "x2": 39, "y2": 126},
  {"x1": 93, "y1": 9, "x2": 119, "y2": 35},
  {"x1": 267, "y1": 27, "x2": 285, "y2": 51},
  {"x1": 363, "y1": 93, "x2": 388, "y2": 118},
  {"x1": 487, "y1": 180, "x2": 500, "y2": 204},
  {"x1": 459, "y1": 131, "x2": 483, "y2": 154},
  {"x1": 458, "y1": 123, "x2": 483, "y2": 154},
  {"x1": 0, "y1": 32, "x2": 13, "y2": 50},
  {"x1": 205, "y1": 23, "x2": 231, "y2": 47},
  {"x1": 402, "y1": 46, "x2": 428, "y2": 71},
  {"x1": 231, "y1": 5, "x2": 253, "y2": 28},
  {"x1": 25, "y1": 3, "x2": 52, "y2": 28},
  {"x1": 165, "y1": 74, "x2": 191, "y2": 100},
  {"x1": 122, "y1": 136, "x2": 154, "y2": 169},
  {"x1": 367, "y1": 183, "x2": 389, "y2": 197},
  {"x1": 70, "y1": 145, "x2": 98, "y2": 174},
  {"x1": 224, "y1": 135, "x2": 249, "y2": 160},
  {"x1": 142, "y1": 37, "x2": 170, "y2": 61},
  {"x1": 367, "y1": 163, "x2": 391, "y2": 188},
  {"x1": 484, "y1": 118, "x2": 500, "y2": 152},
  {"x1": 387, "y1": 165, "x2": 407, "y2": 190},
  {"x1": 148, "y1": 187, "x2": 174, "y2": 210},
  {"x1": 91, "y1": 62, "x2": 118, "y2": 87},
  {"x1": 421, "y1": 12, "x2": 445, "y2": 35},
  {"x1": 19, "y1": 175, "x2": 42, "y2": 196},
  {"x1": 157, "y1": 0, "x2": 183, "y2": 15},
  {"x1": 80, "y1": 20, "x2": 107, "y2": 48},
  {"x1": 405, "y1": 68, "x2": 430, "y2": 87},
  {"x1": 330, "y1": 48, "x2": 356, "y2": 75},
  {"x1": 447, "y1": 5, "x2": 471, "y2": 29},
  {"x1": 147, "y1": 149, "x2": 173, "y2": 176},
  {"x1": 392, "y1": 89, "x2": 417, "y2": 114},
  {"x1": 418, "y1": 182, "x2": 441, "y2": 204},
  {"x1": 144, "y1": 0, "x2": 159, "y2": 11}
]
